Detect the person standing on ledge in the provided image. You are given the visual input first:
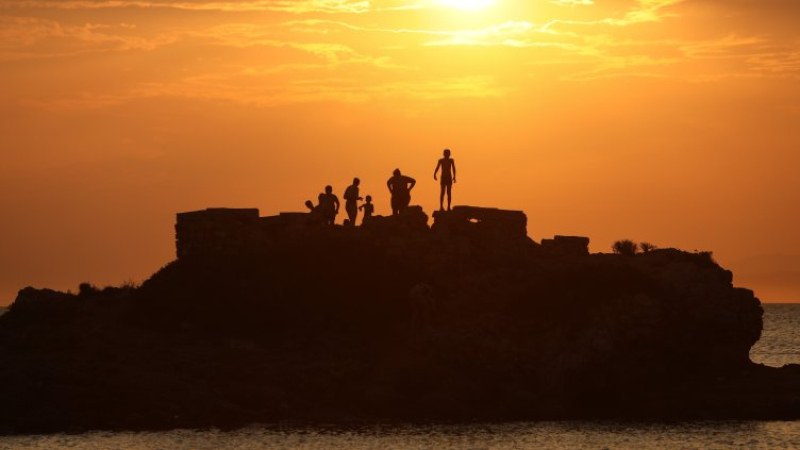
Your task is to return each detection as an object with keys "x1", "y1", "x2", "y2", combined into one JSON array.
[
  {"x1": 387, "y1": 168, "x2": 416, "y2": 215},
  {"x1": 343, "y1": 177, "x2": 363, "y2": 227},
  {"x1": 319, "y1": 185, "x2": 340, "y2": 226},
  {"x1": 434, "y1": 148, "x2": 457, "y2": 211}
]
